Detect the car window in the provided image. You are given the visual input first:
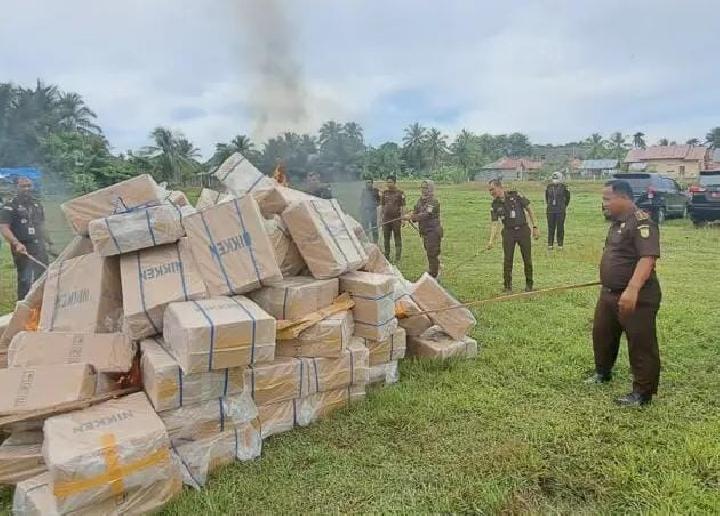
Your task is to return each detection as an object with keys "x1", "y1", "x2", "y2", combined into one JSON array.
[{"x1": 699, "y1": 174, "x2": 720, "y2": 187}]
